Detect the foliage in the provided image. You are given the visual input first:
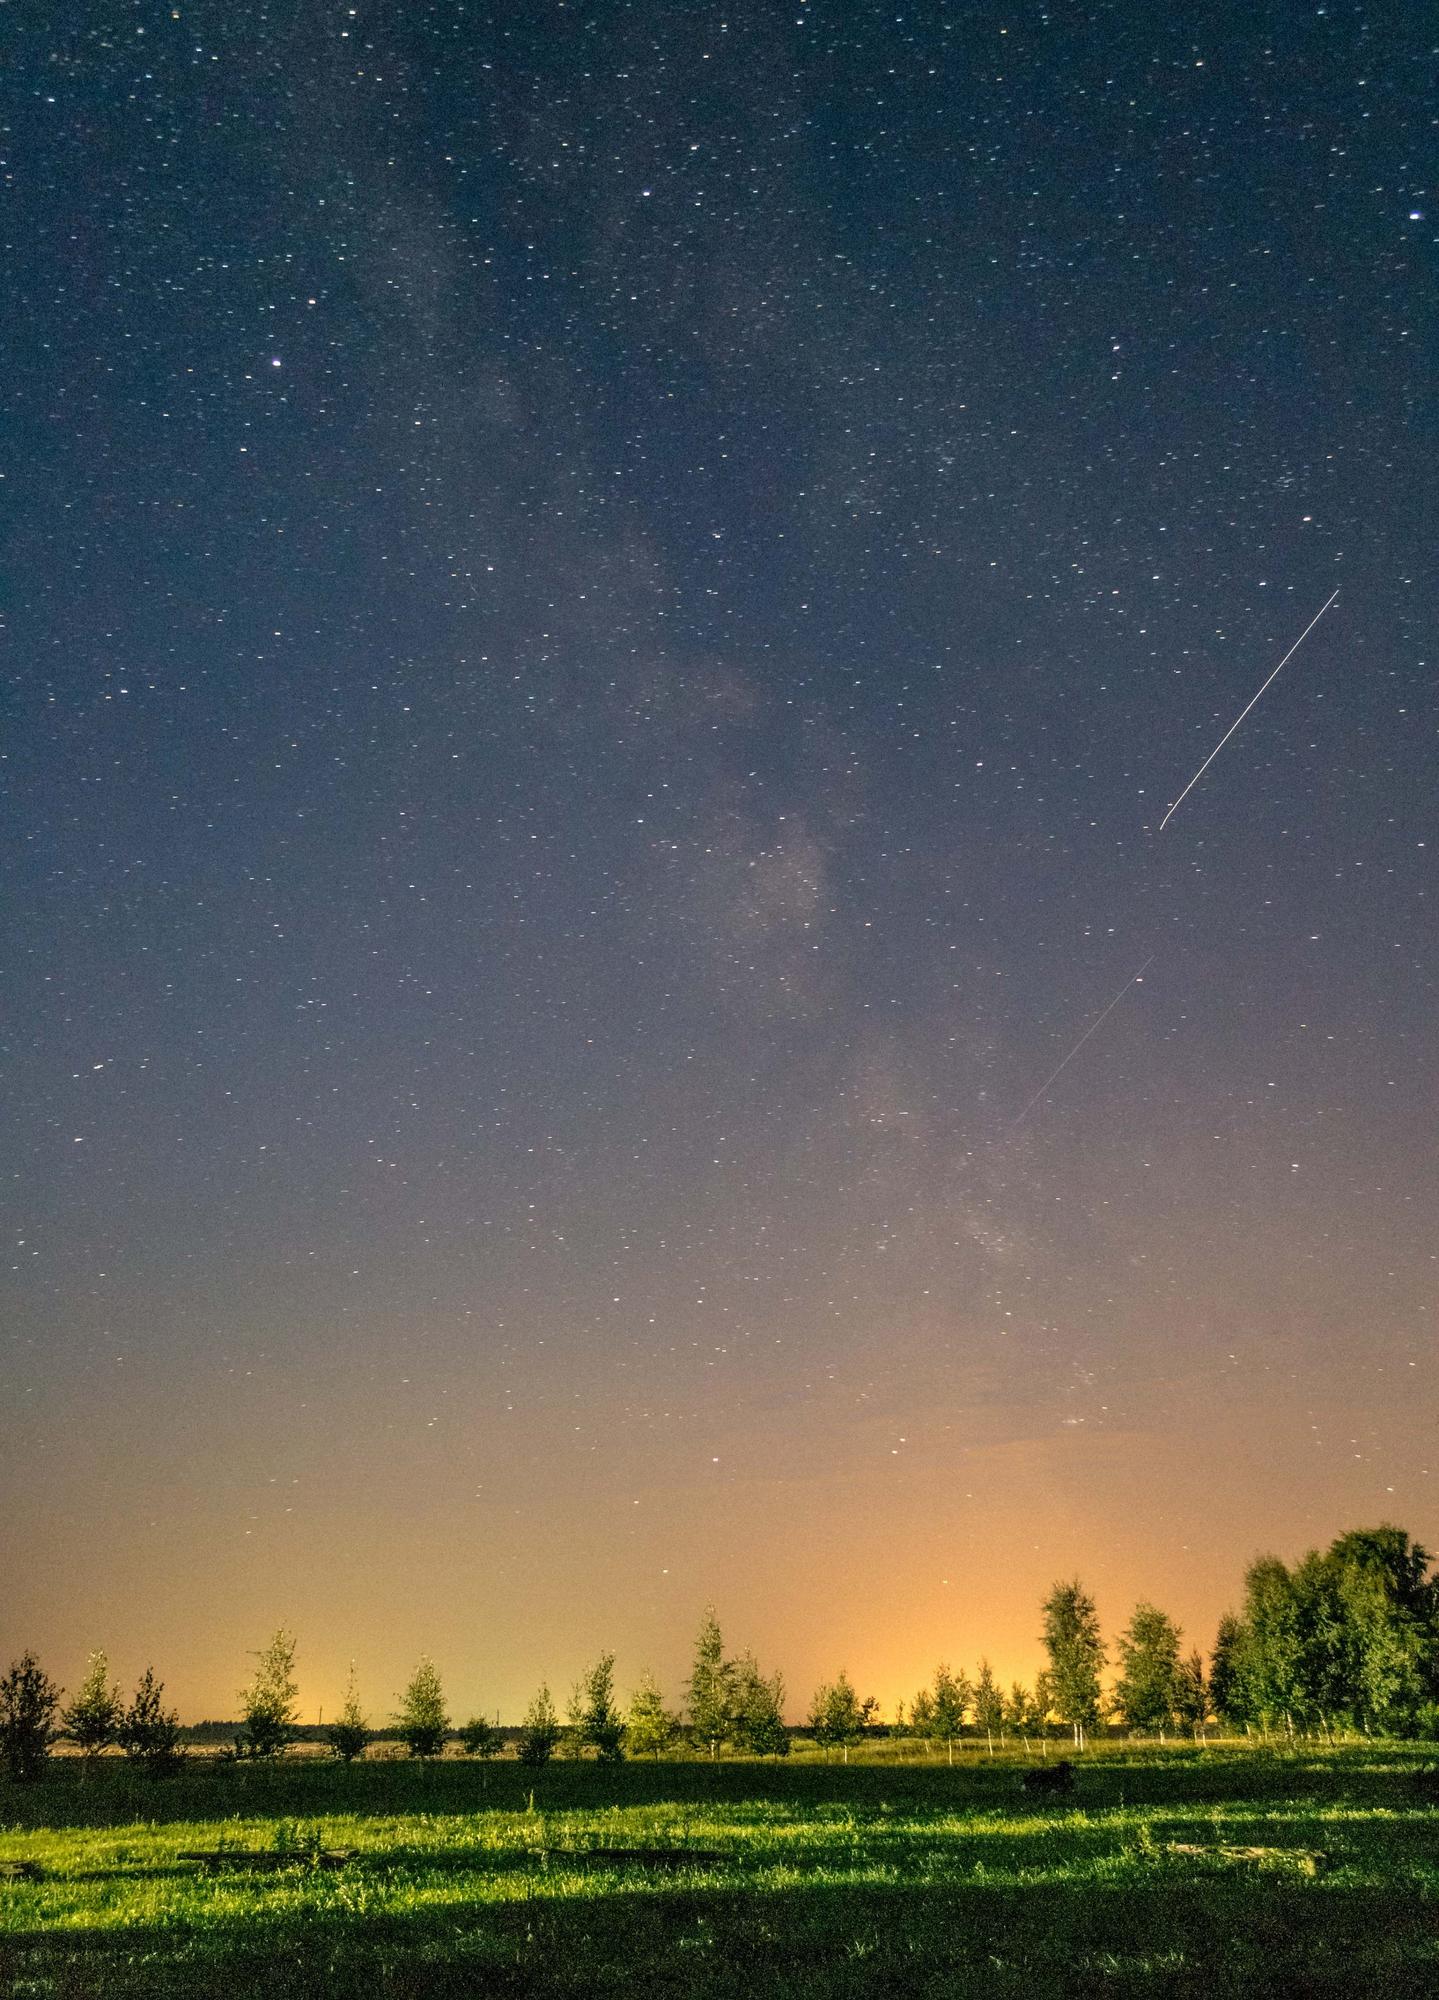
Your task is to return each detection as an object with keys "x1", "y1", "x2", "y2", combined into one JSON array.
[
  {"x1": 686, "y1": 1607, "x2": 734, "y2": 1759},
  {"x1": 1238, "y1": 1555, "x2": 1306, "y2": 1727},
  {"x1": 1113, "y1": 1603, "x2": 1183, "y2": 1732},
  {"x1": 1329, "y1": 1527, "x2": 1437, "y2": 1728},
  {"x1": 328, "y1": 1668, "x2": 371, "y2": 1763},
  {"x1": 972, "y1": 1660, "x2": 1005, "y2": 1750},
  {"x1": 1033, "y1": 1670, "x2": 1057, "y2": 1734},
  {"x1": 624, "y1": 1670, "x2": 680, "y2": 1759},
  {"x1": 1225, "y1": 1526, "x2": 1439, "y2": 1734},
  {"x1": 459, "y1": 1715, "x2": 500, "y2": 1758},
  {"x1": 930, "y1": 1664, "x2": 970, "y2": 1762},
  {"x1": 577, "y1": 1652, "x2": 626, "y2": 1762},
  {"x1": 1005, "y1": 1682, "x2": 1038, "y2": 1741},
  {"x1": 730, "y1": 1653, "x2": 790, "y2": 1757},
  {"x1": 907, "y1": 1687, "x2": 935, "y2": 1751},
  {"x1": 117, "y1": 1668, "x2": 184, "y2": 1775},
  {"x1": 807, "y1": 1670, "x2": 875, "y2": 1762},
  {"x1": 561, "y1": 1679, "x2": 588, "y2": 1759},
  {"x1": 1041, "y1": 1580, "x2": 1105, "y2": 1742},
  {"x1": 517, "y1": 1682, "x2": 560, "y2": 1765},
  {"x1": 1209, "y1": 1614, "x2": 1245, "y2": 1725},
  {"x1": 237, "y1": 1630, "x2": 299, "y2": 1759},
  {"x1": 1174, "y1": 1650, "x2": 1209, "y2": 1732},
  {"x1": 0, "y1": 1651, "x2": 62, "y2": 1781},
  {"x1": 61, "y1": 1652, "x2": 122, "y2": 1763},
  {"x1": 395, "y1": 1657, "x2": 449, "y2": 1758}
]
